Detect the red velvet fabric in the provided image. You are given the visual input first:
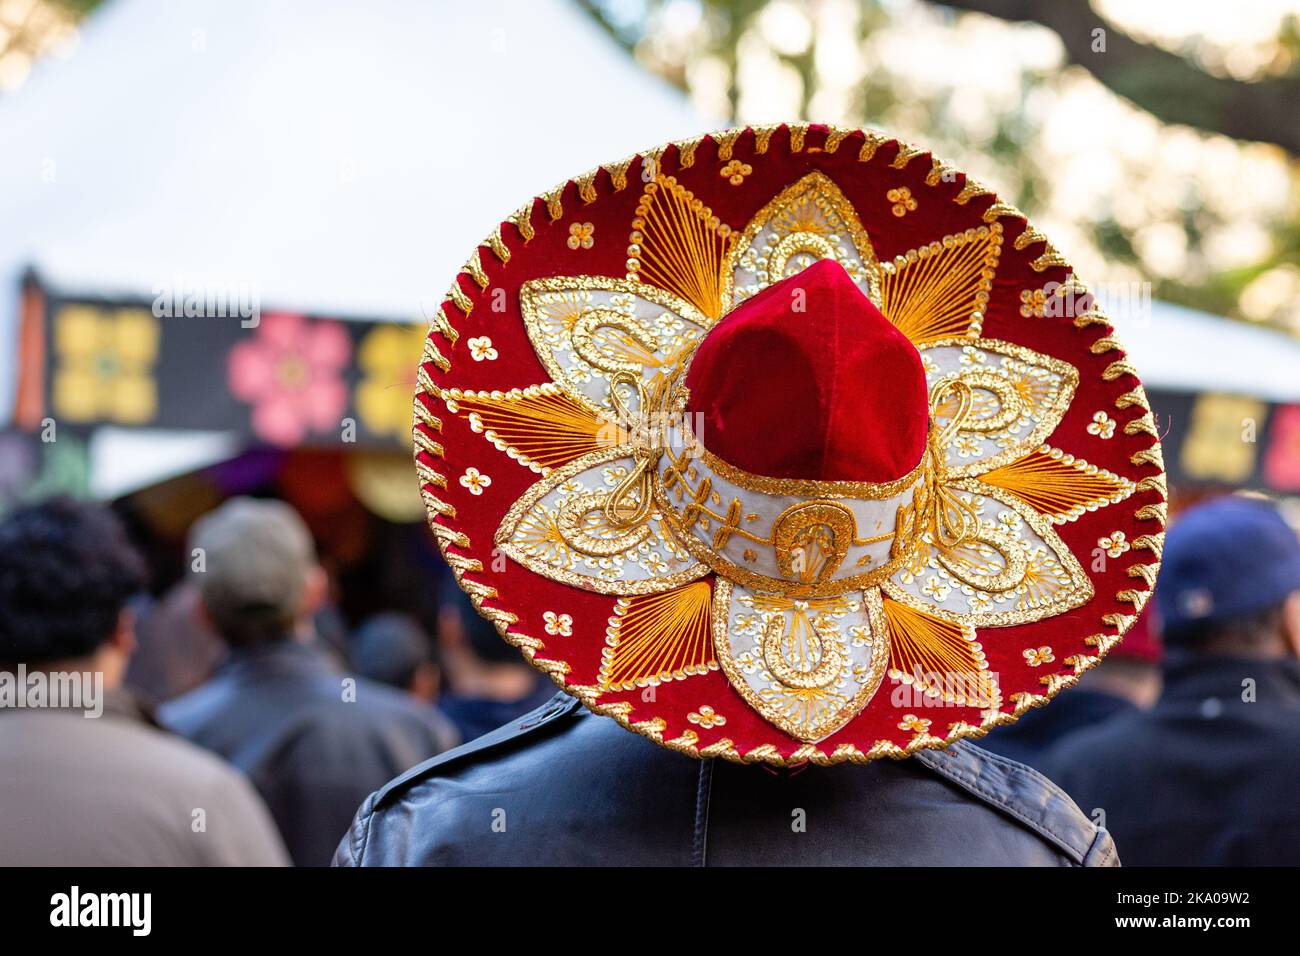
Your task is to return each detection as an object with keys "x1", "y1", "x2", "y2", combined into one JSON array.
[{"x1": 685, "y1": 259, "x2": 928, "y2": 482}]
